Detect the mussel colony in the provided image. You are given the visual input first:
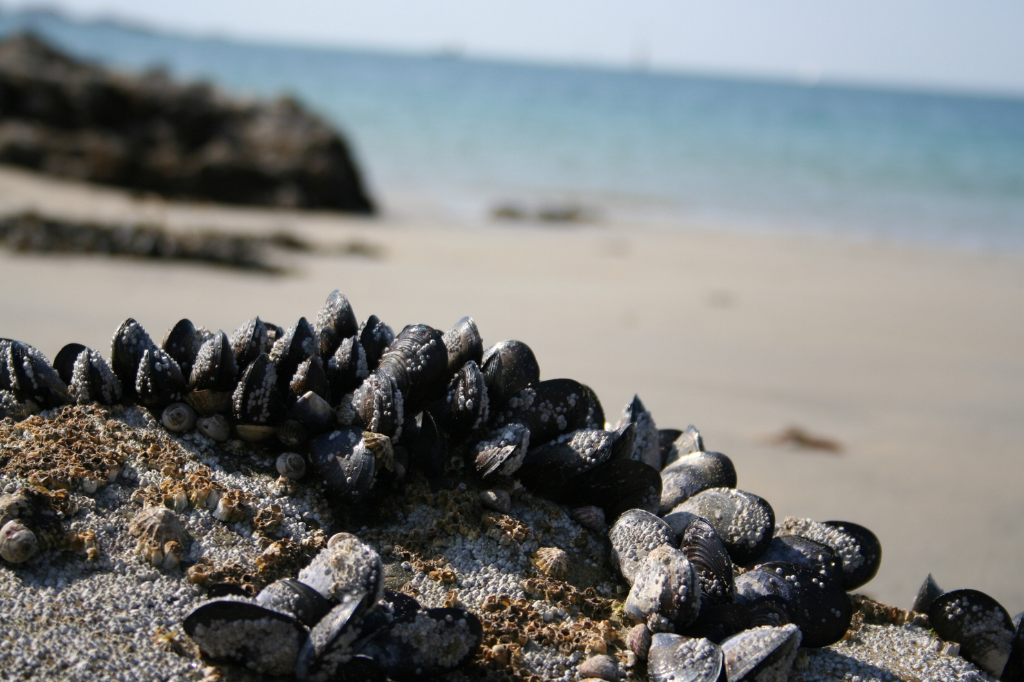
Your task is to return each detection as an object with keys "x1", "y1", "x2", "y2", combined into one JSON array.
[{"x1": 1, "y1": 289, "x2": 1023, "y2": 681}]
